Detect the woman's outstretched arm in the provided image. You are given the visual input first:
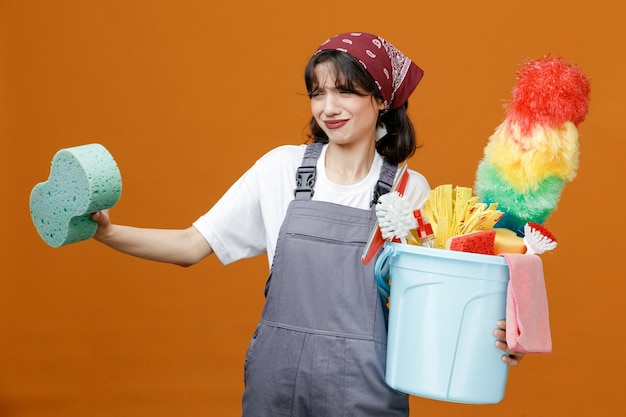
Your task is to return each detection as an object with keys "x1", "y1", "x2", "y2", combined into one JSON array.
[{"x1": 92, "y1": 210, "x2": 213, "y2": 267}]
